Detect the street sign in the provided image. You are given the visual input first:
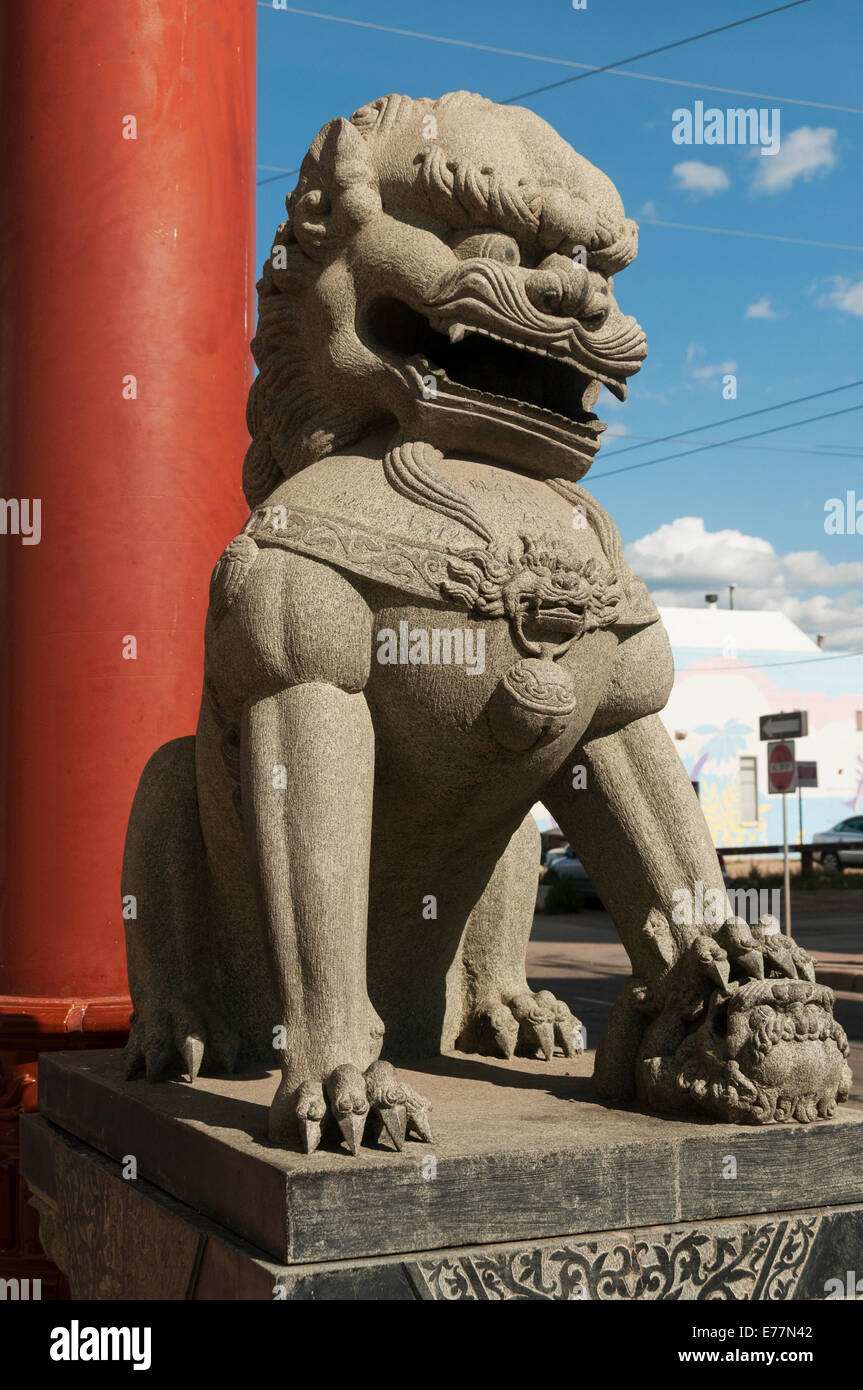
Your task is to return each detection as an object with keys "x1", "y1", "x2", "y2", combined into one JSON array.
[
  {"x1": 797, "y1": 760, "x2": 818, "y2": 788},
  {"x1": 767, "y1": 739, "x2": 797, "y2": 794},
  {"x1": 760, "y1": 710, "x2": 808, "y2": 741},
  {"x1": 767, "y1": 740, "x2": 798, "y2": 938}
]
